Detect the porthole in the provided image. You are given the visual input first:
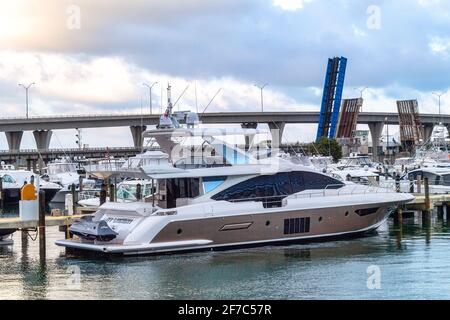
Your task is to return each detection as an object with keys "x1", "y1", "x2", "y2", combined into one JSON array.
[
  {"x1": 177, "y1": 229, "x2": 183, "y2": 235},
  {"x1": 319, "y1": 217, "x2": 323, "y2": 222},
  {"x1": 345, "y1": 211, "x2": 349, "y2": 217},
  {"x1": 266, "y1": 221, "x2": 271, "y2": 226}
]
